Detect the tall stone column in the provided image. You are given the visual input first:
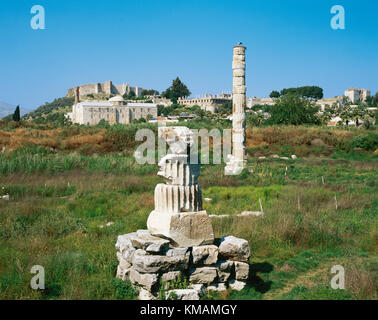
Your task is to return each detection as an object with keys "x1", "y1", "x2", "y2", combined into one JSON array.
[{"x1": 225, "y1": 44, "x2": 247, "y2": 175}]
